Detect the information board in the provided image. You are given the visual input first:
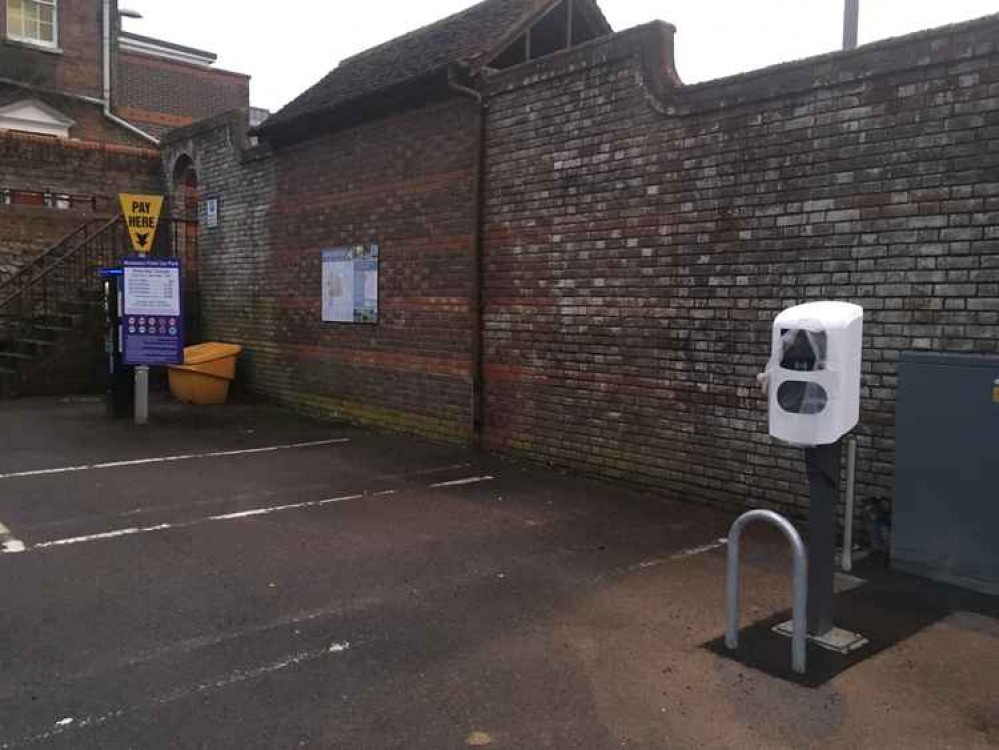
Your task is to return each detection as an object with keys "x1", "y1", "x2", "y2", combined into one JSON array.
[
  {"x1": 122, "y1": 258, "x2": 184, "y2": 365},
  {"x1": 322, "y1": 243, "x2": 379, "y2": 323}
]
